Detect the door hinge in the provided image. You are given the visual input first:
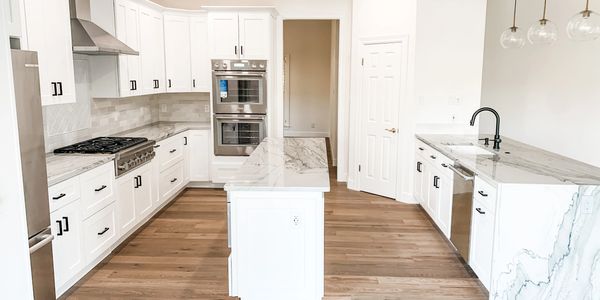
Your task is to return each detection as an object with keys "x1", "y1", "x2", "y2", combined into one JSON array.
[{"x1": 358, "y1": 164, "x2": 361, "y2": 172}]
